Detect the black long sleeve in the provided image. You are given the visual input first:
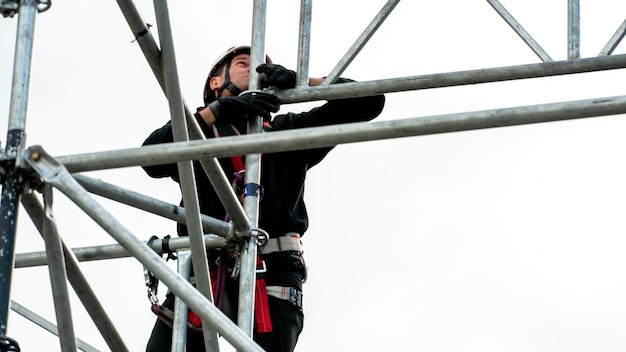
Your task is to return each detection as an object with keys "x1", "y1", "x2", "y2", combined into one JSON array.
[{"x1": 140, "y1": 77, "x2": 385, "y2": 237}]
